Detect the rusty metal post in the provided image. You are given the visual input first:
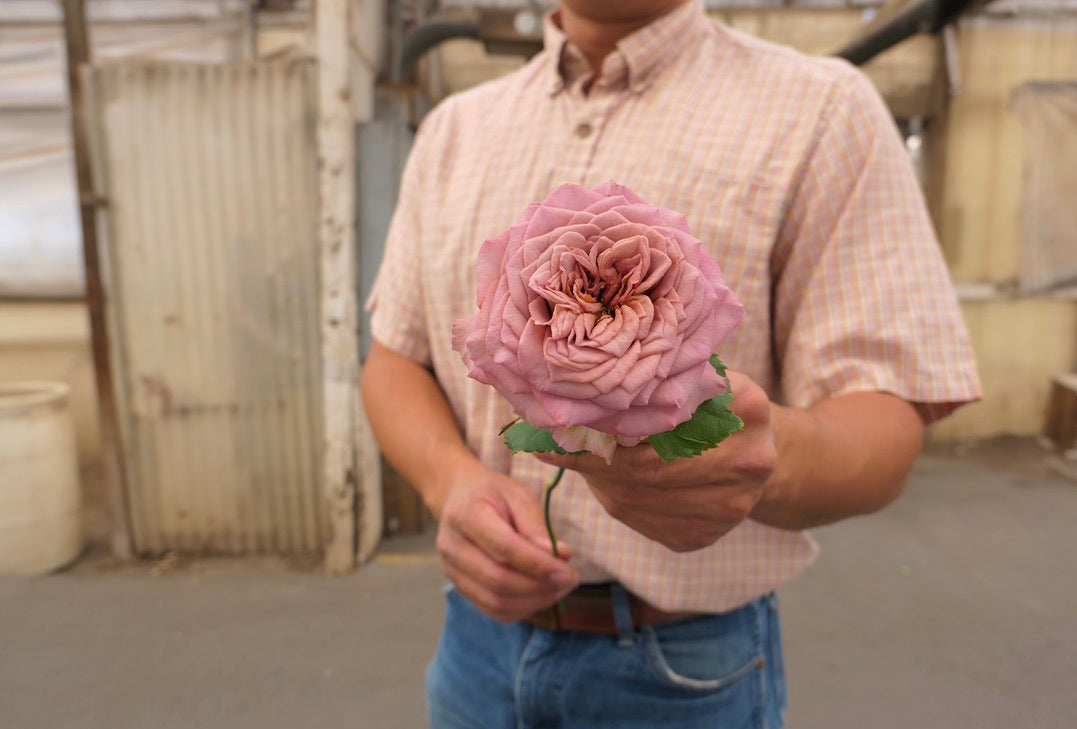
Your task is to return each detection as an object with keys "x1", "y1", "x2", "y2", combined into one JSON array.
[{"x1": 61, "y1": 0, "x2": 133, "y2": 558}]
